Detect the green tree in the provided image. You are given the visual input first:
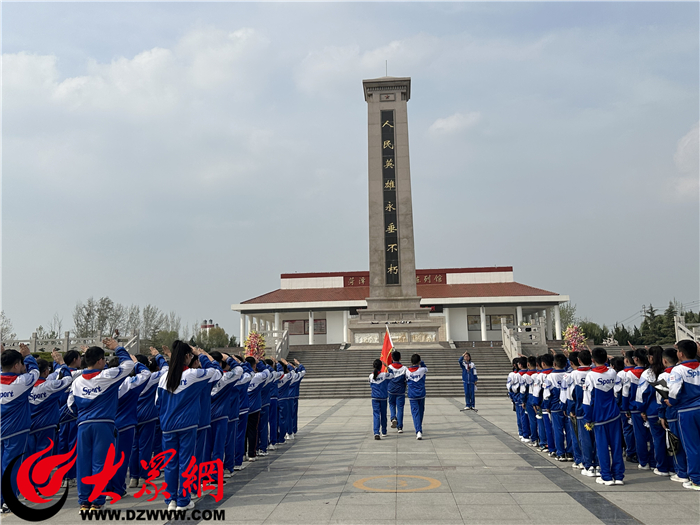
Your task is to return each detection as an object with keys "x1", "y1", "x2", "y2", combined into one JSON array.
[
  {"x1": 578, "y1": 320, "x2": 610, "y2": 345},
  {"x1": 557, "y1": 302, "x2": 577, "y2": 329},
  {"x1": 228, "y1": 335, "x2": 239, "y2": 348},
  {"x1": 153, "y1": 330, "x2": 179, "y2": 351},
  {"x1": 611, "y1": 323, "x2": 631, "y2": 346},
  {"x1": 195, "y1": 327, "x2": 230, "y2": 351}
]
